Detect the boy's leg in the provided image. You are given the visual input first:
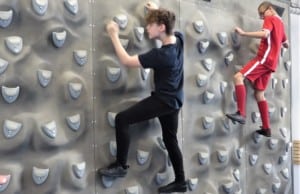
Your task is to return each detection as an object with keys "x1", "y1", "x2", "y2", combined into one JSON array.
[
  {"x1": 226, "y1": 72, "x2": 246, "y2": 124},
  {"x1": 158, "y1": 110, "x2": 187, "y2": 193},
  {"x1": 254, "y1": 73, "x2": 272, "y2": 137},
  {"x1": 98, "y1": 95, "x2": 174, "y2": 177}
]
